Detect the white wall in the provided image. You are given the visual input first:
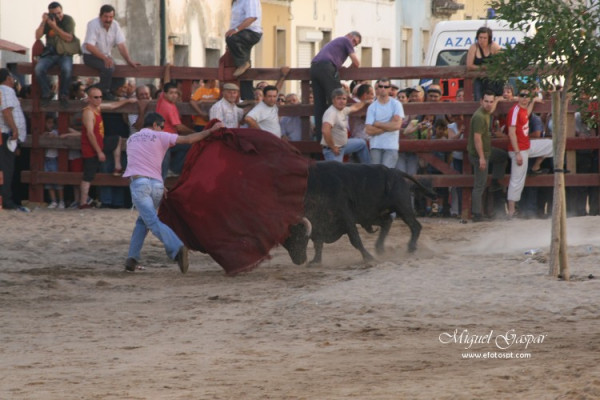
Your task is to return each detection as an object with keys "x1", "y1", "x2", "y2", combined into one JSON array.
[
  {"x1": 335, "y1": 0, "x2": 396, "y2": 75},
  {"x1": 0, "y1": 0, "x2": 107, "y2": 68}
]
